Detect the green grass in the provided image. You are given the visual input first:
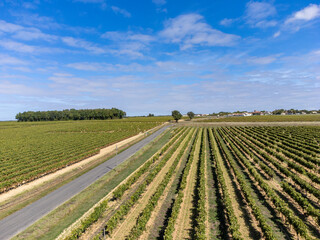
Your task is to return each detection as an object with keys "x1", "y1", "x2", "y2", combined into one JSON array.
[
  {"x1": 199, "y1": 114, "x2": 320, "y2": 122},
  {"x1": 12, "y1": 127, "x2": 172, "y2": 240}
]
